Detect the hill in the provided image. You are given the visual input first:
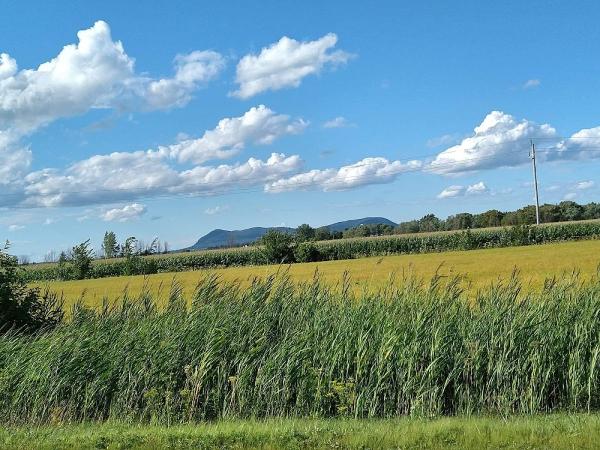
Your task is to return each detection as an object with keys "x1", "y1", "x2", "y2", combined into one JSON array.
[{"x1": 185, "y1": 217, "x2": 397, "y2": 250}]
